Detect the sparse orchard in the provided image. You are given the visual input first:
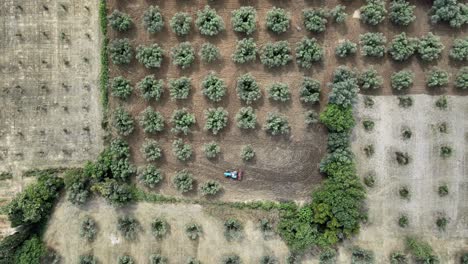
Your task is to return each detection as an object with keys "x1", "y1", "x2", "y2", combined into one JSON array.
[
  {"x1": 150, "y1": 254, "x2": 167, "y2": 264},
  {"x1": 455, "y1": 67, "x2": 468, "y2": 90},
  {"x1": 79, "y1": 255, "x2": 97, "y2": 264},
  {"x1": 222, "y1": 255, "x2": 241, "y2": 264},
  {"x1": 430, "y1": 0, "x2": 467, "y2": 28},
  {"x1": 390, "y1": 252, "x2": 408, "y2": 264},
  {"x1": 260, "y1": 256, "x2": 278, "y2": 264},
  {"x1": 305, "y1": 110, "x2": 319, "y2": 126}
]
